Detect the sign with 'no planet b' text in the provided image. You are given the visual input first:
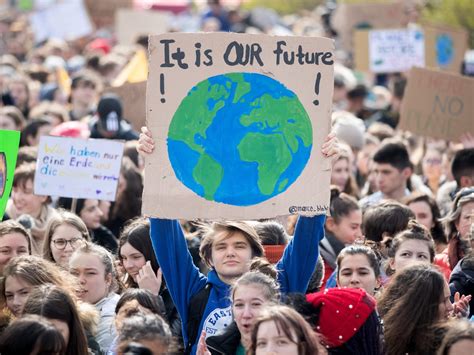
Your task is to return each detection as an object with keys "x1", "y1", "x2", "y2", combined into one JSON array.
[
  {"x1": 143, "y1": 32, "x2": 335, "y2": 220},
  {"x1": 35, "y1": 136, "x2": 124, "y2": 201},
  {"x1": 400, "y1": 67, "x2": 473, "y2": 141}
]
